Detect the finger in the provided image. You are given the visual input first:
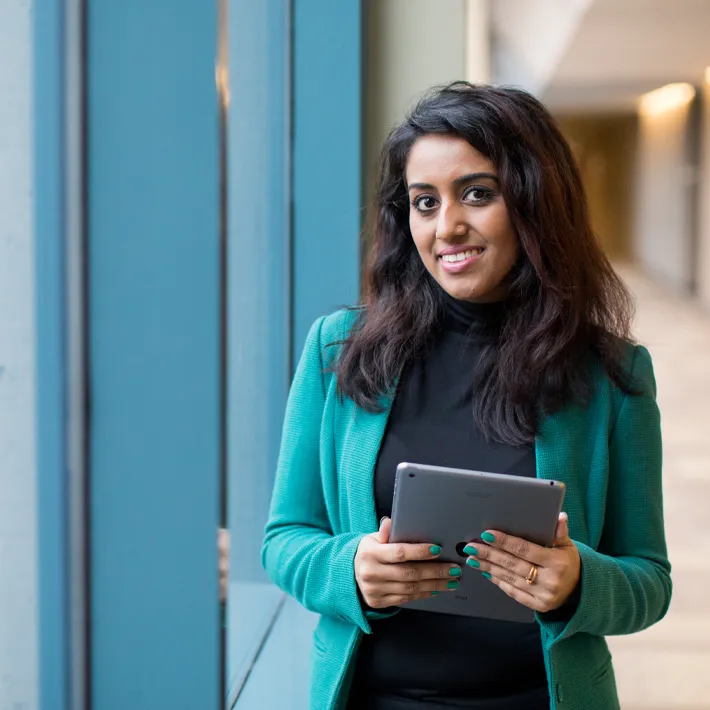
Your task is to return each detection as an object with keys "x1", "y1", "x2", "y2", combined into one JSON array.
[
  {"x1": 467, "y1": 543, "x2": 536, "y2": 580},
  {"x1": 377, "y1": 541, "x2": 443, "y2": 564},
  {"x1": 372, "y1": 560, "x2": 461, "y2": 585},
  {"x1": 553, "y1": 512, "x2": 573, "y2": 547},
  {"x1": 471, "y1": 555, "x2": 544, "y2": 593},
  {"x1": 483, "y1": 571, "x2": 547, "y2": 613},
  {"x1": 476, "y1": 530, "x2": 549, "y2": 566},
  {"x1": 376, "y1": 517, "x2": 391, "y2": 545},
  {"x1": 379, "y1": 577, "x2": 461, "y2": 596}
]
